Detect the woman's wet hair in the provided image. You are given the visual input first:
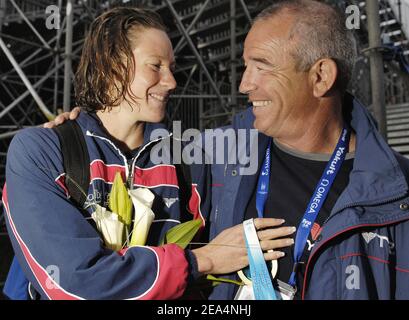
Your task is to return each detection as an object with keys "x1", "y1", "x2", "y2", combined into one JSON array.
[{"x1": 74, "y1": 7, "x2": 166, "y2": 112}]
